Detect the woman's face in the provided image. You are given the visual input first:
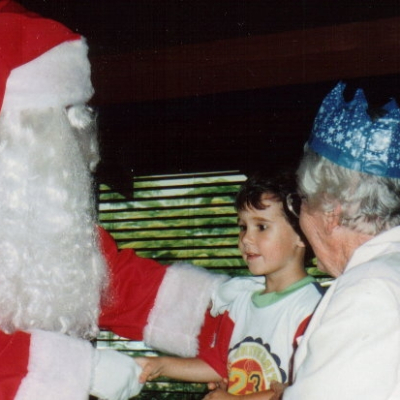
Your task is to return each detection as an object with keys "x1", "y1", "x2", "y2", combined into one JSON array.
[{"x1": 299, "y1": 200, "x2": 346, "y2": 277}]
